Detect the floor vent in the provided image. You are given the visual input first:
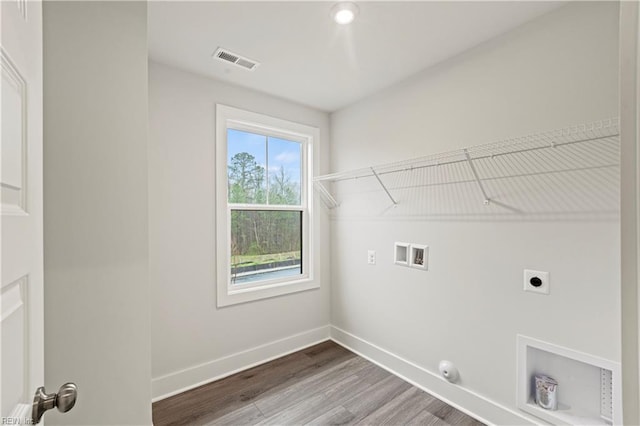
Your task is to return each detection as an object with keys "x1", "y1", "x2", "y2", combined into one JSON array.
[{"x1": 213, "y1": 48, "x2": 259, "y2": 71}]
